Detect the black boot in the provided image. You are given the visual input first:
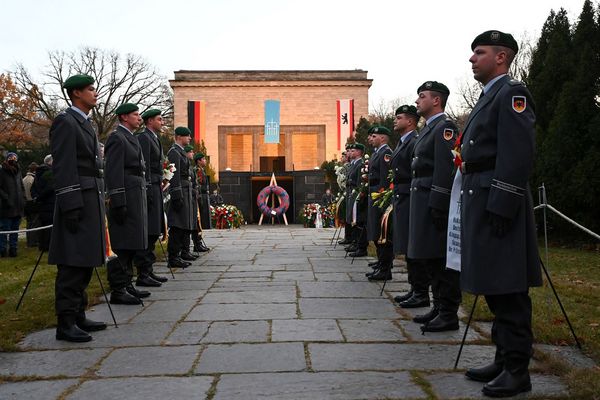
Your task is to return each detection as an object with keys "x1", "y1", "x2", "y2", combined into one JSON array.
[
  {"x1": 75, "y1": 313, "x2": 107, "y2": 332},
  {"x1": 127, "y1": 286, "x2": 151, "y2": 298},
  {"x1": 420, "y1": 314, "x2": 459, "y2": 332},
  {"x1": 482, "y1": 368, "x2": 531, "y2": 397},
  {"x1": 466, "y1": 362, "x2": 504, "y2": 383},
  {"x1": 110, "y1": 288, "x2": 142, "y2": 305},
  {"x1": 181, "y1": 251, "x2": 198, "y2": 261},
  {"x1": 413, "y1": 306, "x2": 439, "y2": 323},
  {"x1": 368, "y1": 268, "x2": 392, "y2": 281},
  {"x1": 136, "y1": 275, "x2": 162, "y2": 287},
  {"x1": 399, "y1": 293, "x2": 430, "y2": 308},
  {"x1": 394, "y1": 290, "x2": 414, "y2": 303},
  {"x1": 169, "y1": 257, "x2": 189, "y2": 268},
  {"x1": 149, "y1": 272, "x2": 168, "y2": 283},
  {"x1": 349, "y1": 249, "x2": 367, "y2": 257},
  {"x1": 56, "y1": 315, "x2": 92, "y2": 342}
]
